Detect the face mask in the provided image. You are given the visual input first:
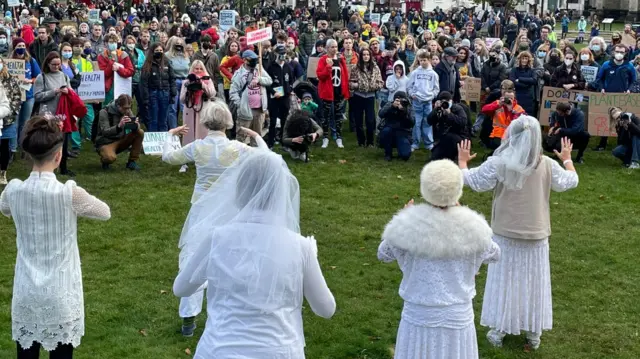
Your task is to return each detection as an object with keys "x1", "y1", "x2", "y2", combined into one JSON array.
[
  {"x1": 72, "y1": 48, "x2": 82, "y2": 56},
  {"x1": 203, "y1": 43, "x2": 212, "y2": 50},
  {"x1": 537, "y1": 51, "x2": 546, "y2": 58},
  {"x1": 127, "y1": 43, "x2": 136, "y2": 50},
  {"x1": 175, "y1": 45, "x2": 184, "y2": 52},
  {"x1": 153, "y1": 52, "x2": 163, "y2": 59},
  {"x1": 0, "y1": 38, "x2": 6, "y2": 45},
  {"x1": 580, "y1": 54, "x2": 589, "y2": 61},
  {"x1": 591, "y1": 45, "x2": 601, "y2": 52},
  {"x1": 84, "y1": 48, "x2": 92, "y2": 55},
  {"x1": 62, "y1": 51, "x2": 72, "y2": 59},
  {"x1": 108, "y1": 43, "x2": 117, "y2": 51},
  {"x1": 15, "y1": 48, "x2": 25, "y2": 55},
  {"x1": 565, "y1": 59, "x2": 573, "y2": 66},
  {"x1": 247, "y1": 58, "x2": 258, "y2": 68},
  {"x1": 615, "y1": 53, "x2": 624, "y2": 61},
  {"x1": 132, "y1": 31, "x2": 140, "y2": 37},
  {"x1": 490, "y1": 55, "x2": 499, "y2": 62}
]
